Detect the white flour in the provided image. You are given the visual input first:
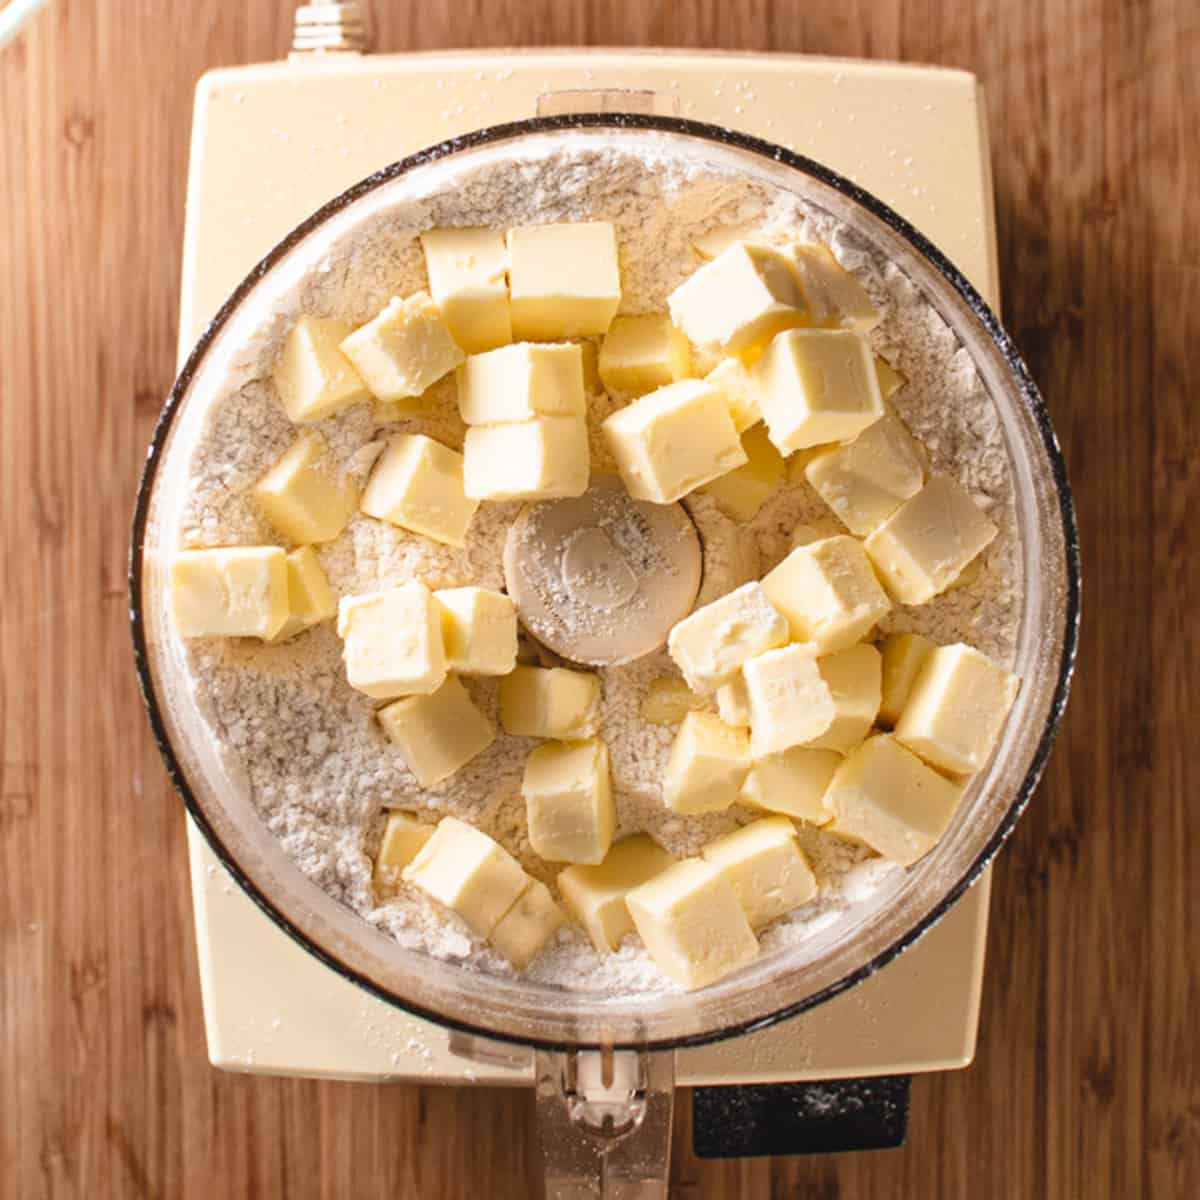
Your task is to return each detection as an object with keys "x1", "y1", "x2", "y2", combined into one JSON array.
[{"x1": 175, "y1": 141, "x2": 1022, "y2": 993}]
